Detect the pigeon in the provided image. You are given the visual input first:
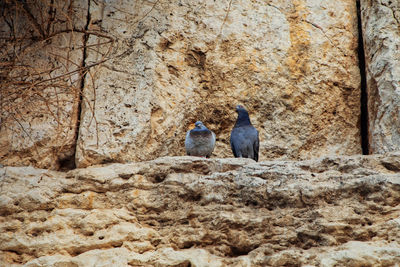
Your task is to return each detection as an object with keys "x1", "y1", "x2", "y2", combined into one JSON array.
[
  {"x1": 185, "y1": 121, "x2": 216, "y2": 158},
  {"x1": 230, "y1": 105, "x2": 259, "y2": 161}
]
